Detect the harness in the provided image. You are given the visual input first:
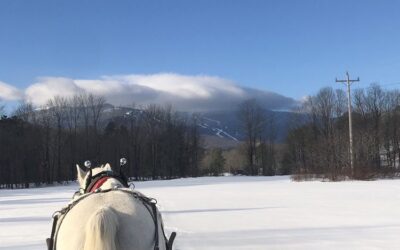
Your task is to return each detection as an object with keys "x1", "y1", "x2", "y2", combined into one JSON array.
[
  {"x1": 83, "y1": 170, "x2": 130, "y2": 193},
  {"x1": 46, "y1": 176, "x2": 176, "y2": 250}
]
